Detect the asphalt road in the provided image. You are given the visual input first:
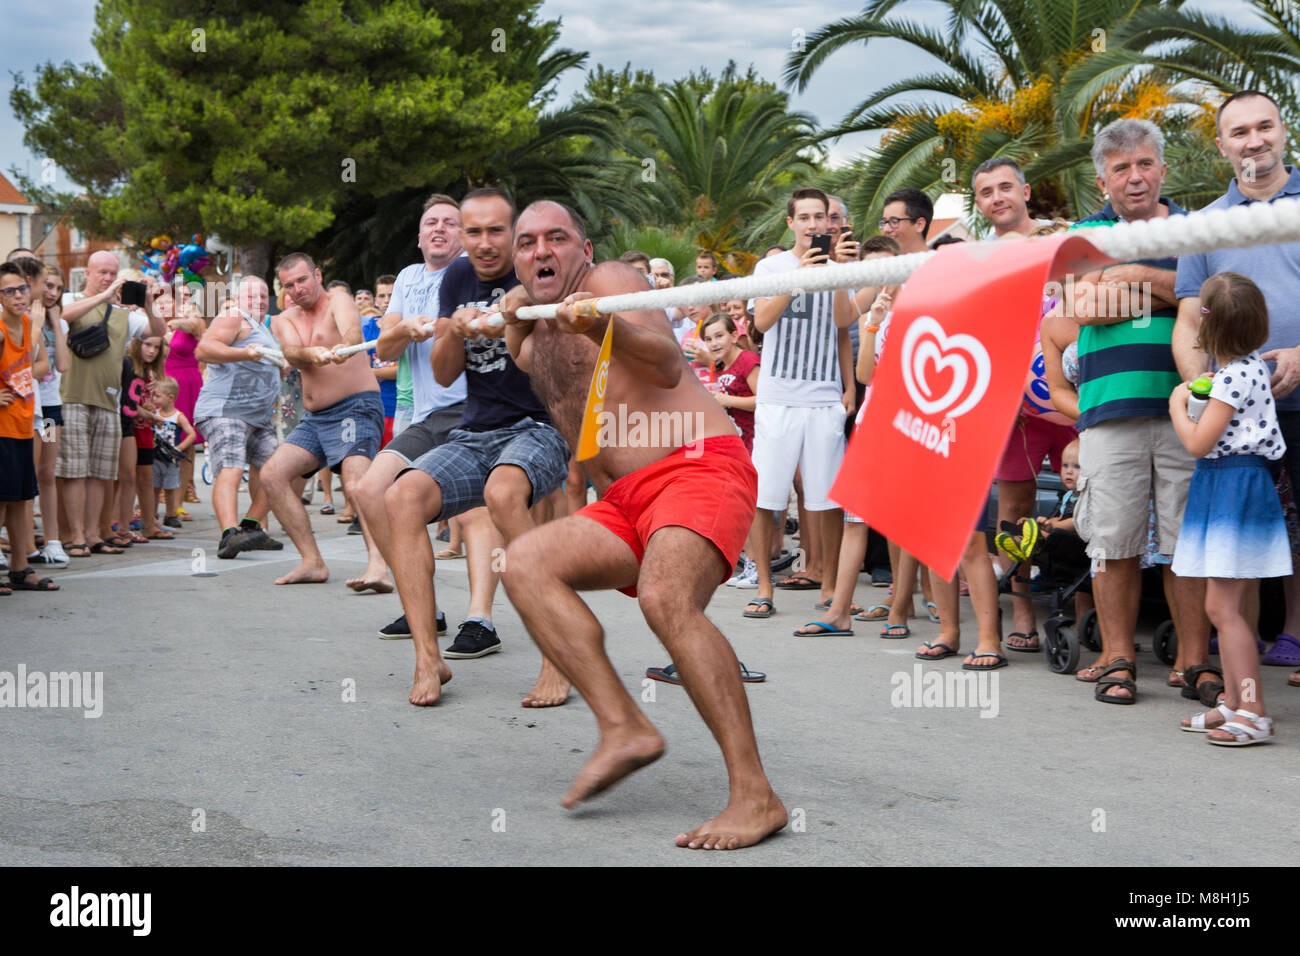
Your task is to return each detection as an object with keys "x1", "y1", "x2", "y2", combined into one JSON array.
[{"x1": 2, "y1": 481, "x2": 1296, "y2": 866}]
